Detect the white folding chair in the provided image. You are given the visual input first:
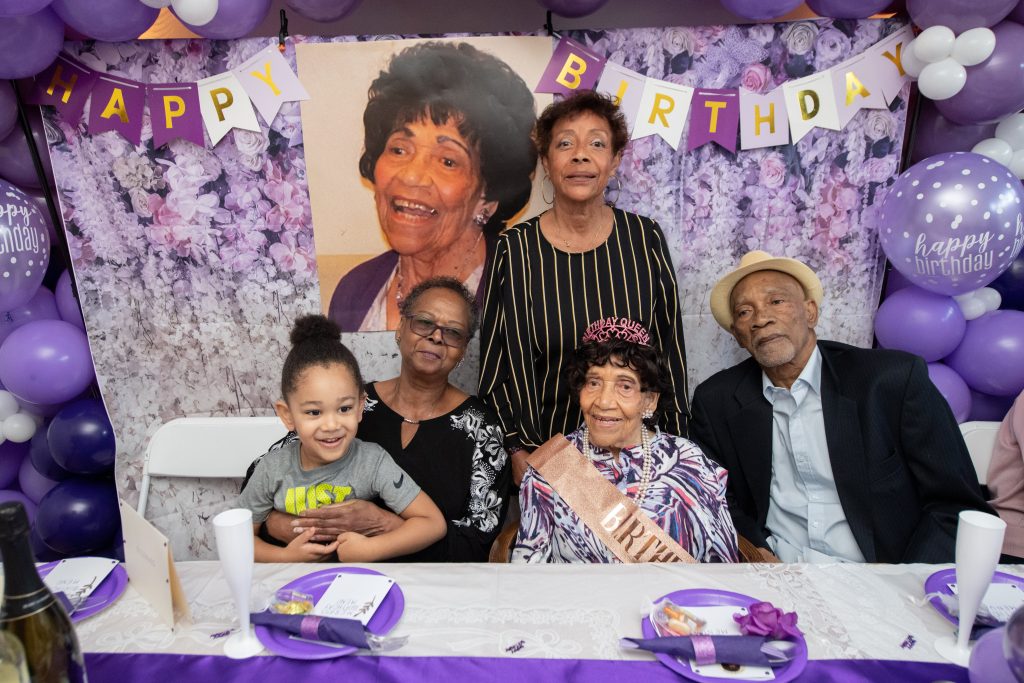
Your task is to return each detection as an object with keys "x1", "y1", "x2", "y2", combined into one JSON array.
[
  {"x1": 137, "y1": 416, "x2": 288, "y2": 518},
  {"x1": 959, "y1": 420, "x2": 1002, "y2": 486}
]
